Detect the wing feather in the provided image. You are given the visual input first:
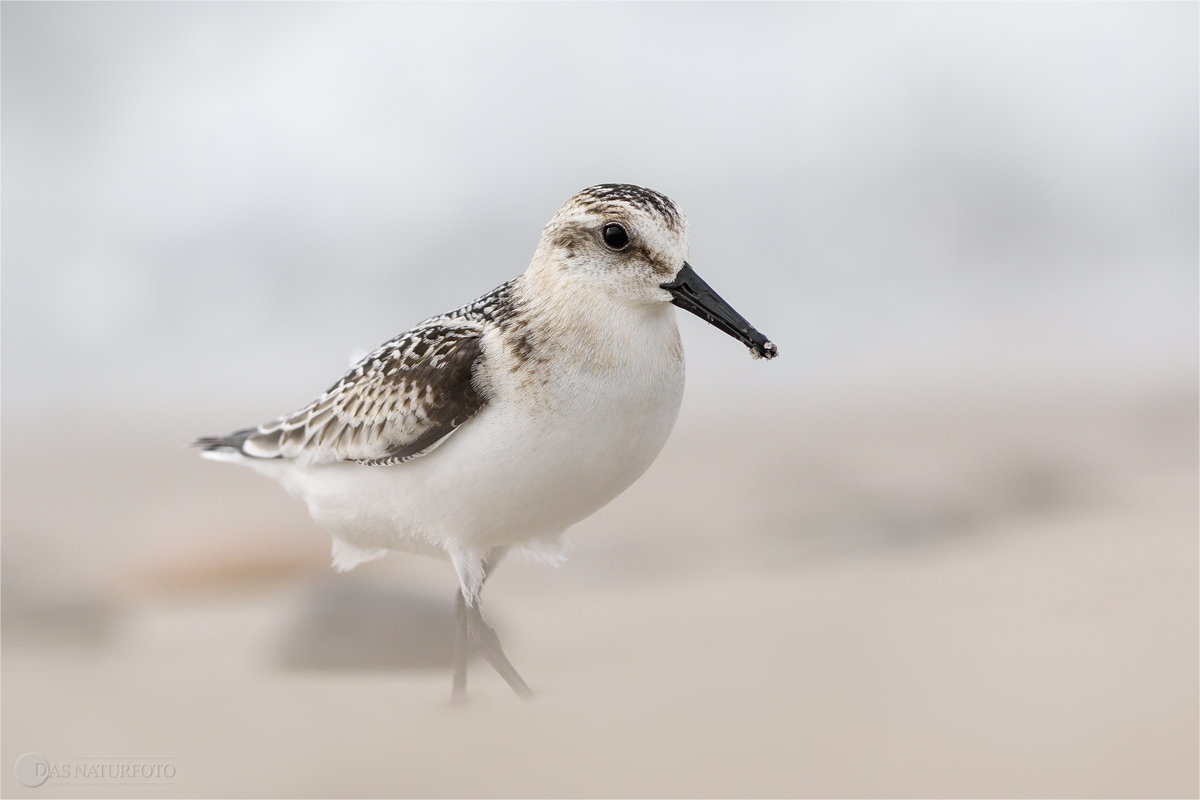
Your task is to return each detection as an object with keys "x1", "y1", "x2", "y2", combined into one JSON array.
[
  {"x1": 197, "y1": 321, "x2": 488, "y2": 466},
  {"x1": 194, "y1": 279, "x2": 521, "y2": 466}
]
